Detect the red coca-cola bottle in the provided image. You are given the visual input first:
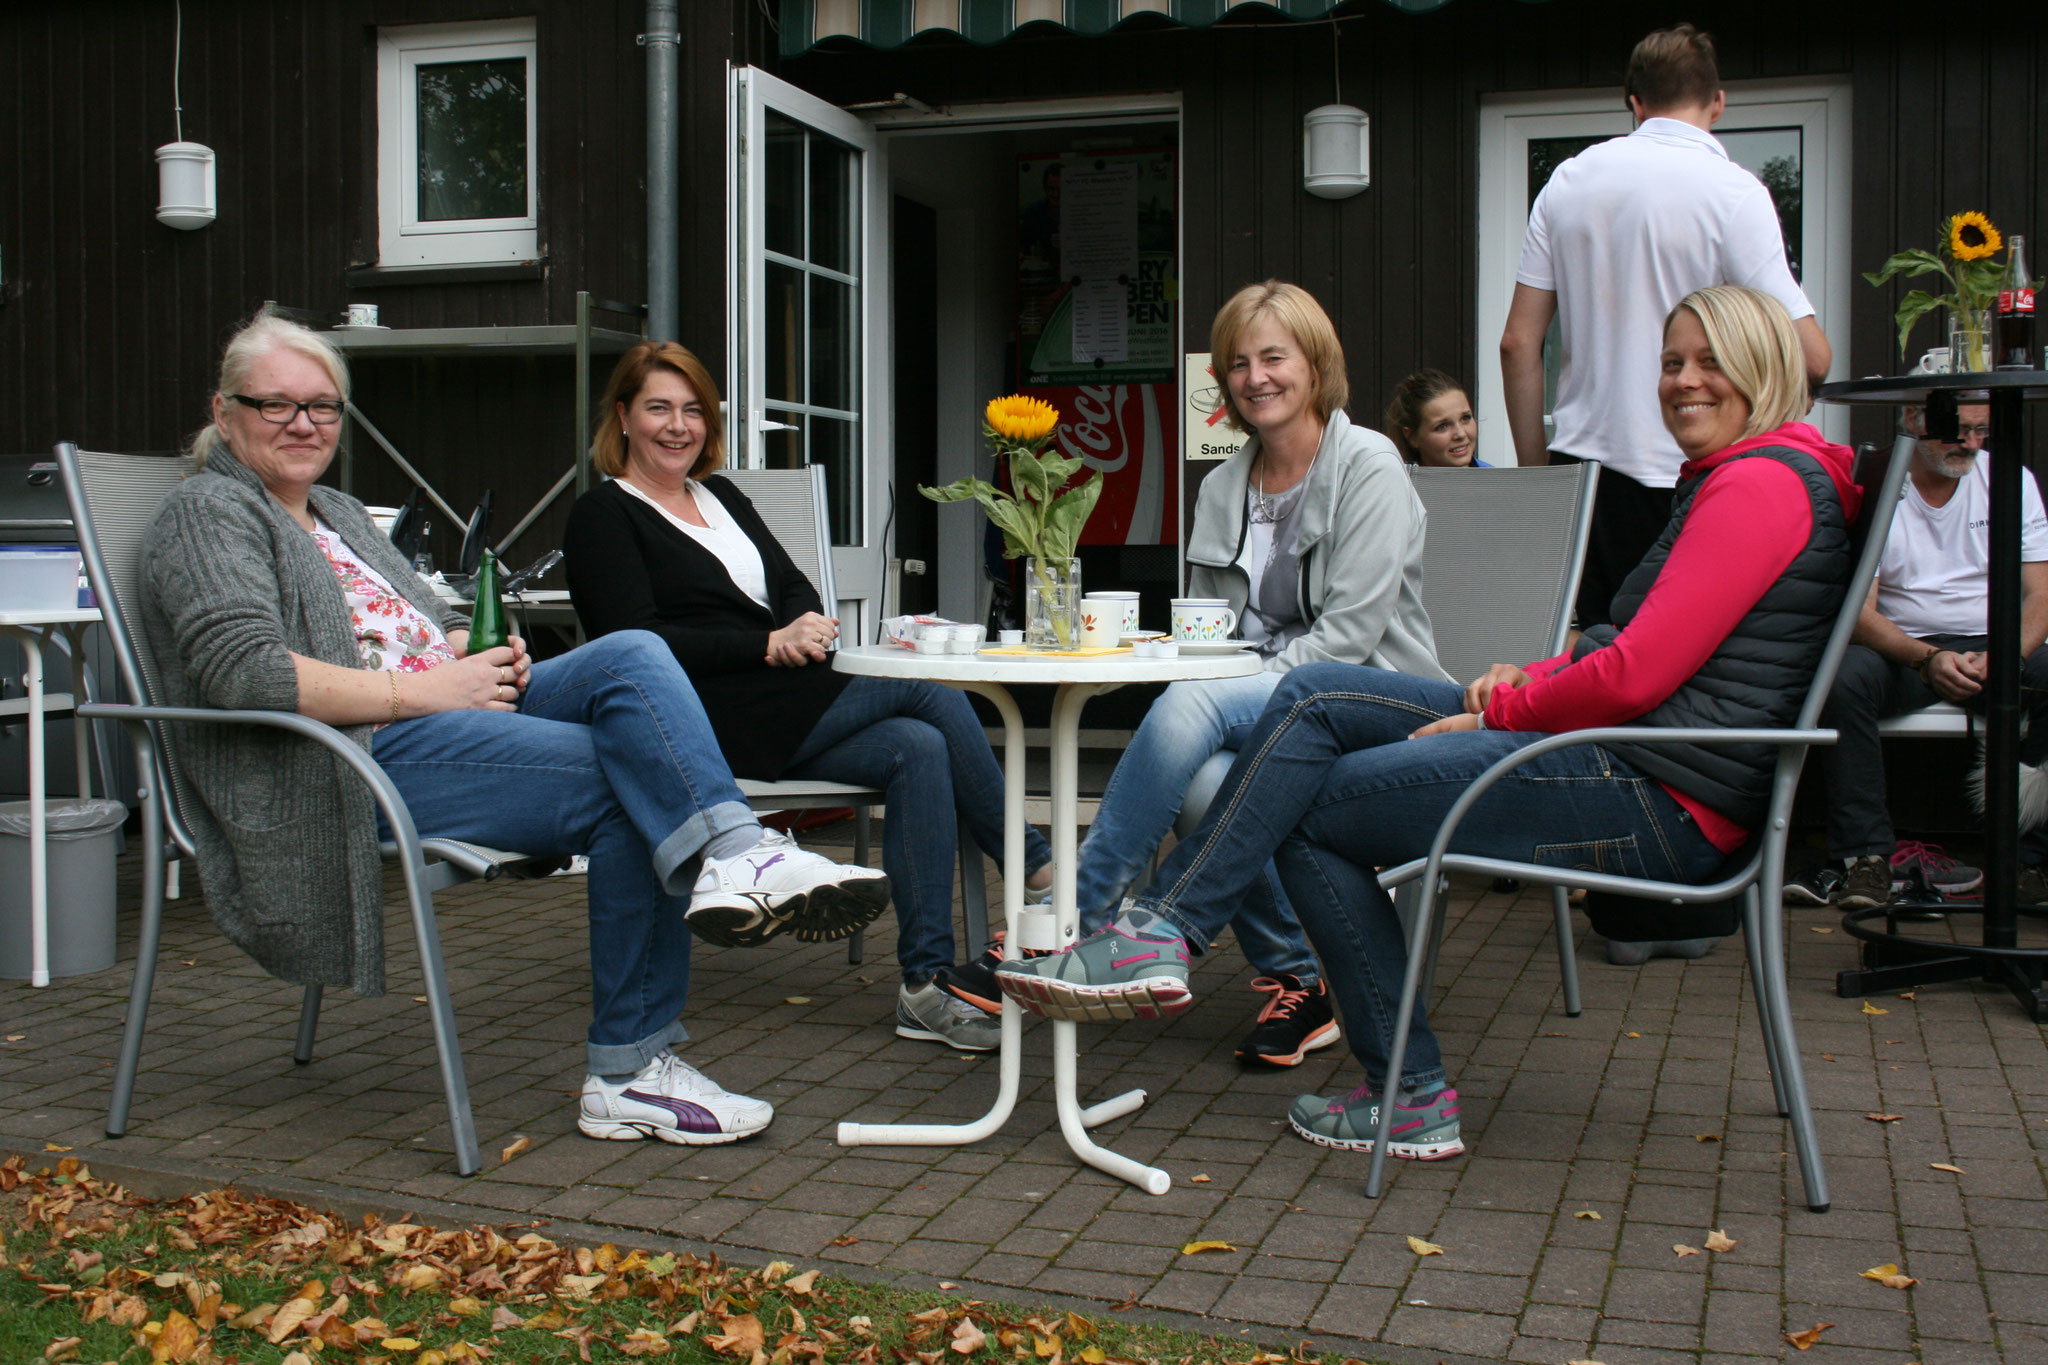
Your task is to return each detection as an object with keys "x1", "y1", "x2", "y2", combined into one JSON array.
[{"x1": 1996, "y1": 234, "x2": 2036, "y2": 370}]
